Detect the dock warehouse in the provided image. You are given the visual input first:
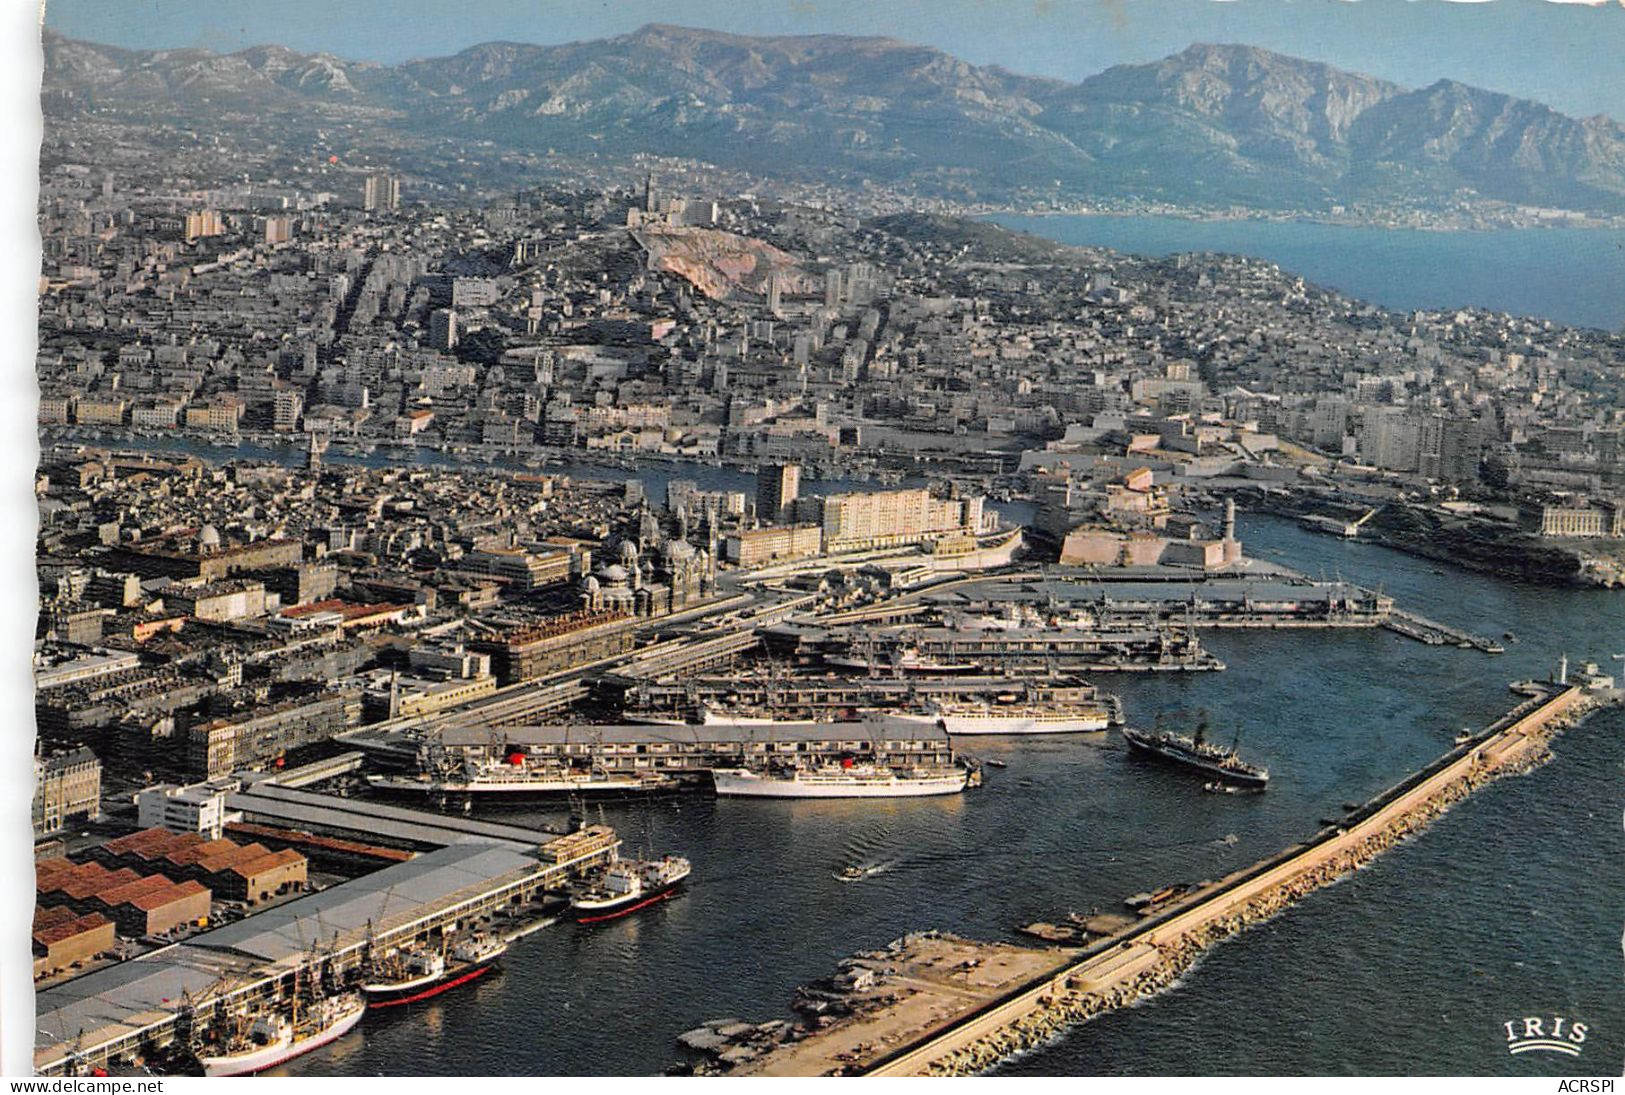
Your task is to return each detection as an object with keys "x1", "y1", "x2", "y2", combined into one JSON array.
[
  {"x1": 32, "y1": 907, "x2": 116, "y2": 978},
  {"x1": 35, "y1": 839, "x2": 612, "y2": 1075},
  {"x1": 429, "y1": 718, "x2": 956, "y2": 773}
]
